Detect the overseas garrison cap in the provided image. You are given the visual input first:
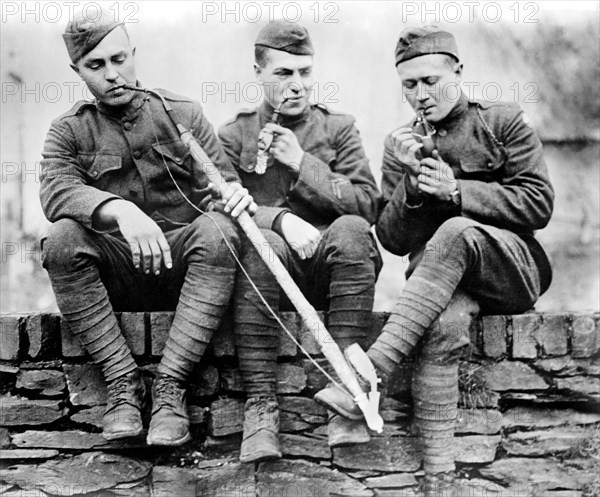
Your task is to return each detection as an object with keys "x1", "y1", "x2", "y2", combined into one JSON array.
[
  {"x1": 395, "y1": 26, "x2": 459, "y2": 66},
  {"x1": 63, "y1": 9, "x2": 124, "y2": 63},
  {"x1": 255, "y1": 20, "x2": 314, "y2": 55}
]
